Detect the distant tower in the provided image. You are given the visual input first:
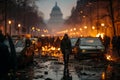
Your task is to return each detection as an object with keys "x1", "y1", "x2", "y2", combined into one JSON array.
[{"x1": 47, "y1": 2, "x2": 64, "y2": 36}]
